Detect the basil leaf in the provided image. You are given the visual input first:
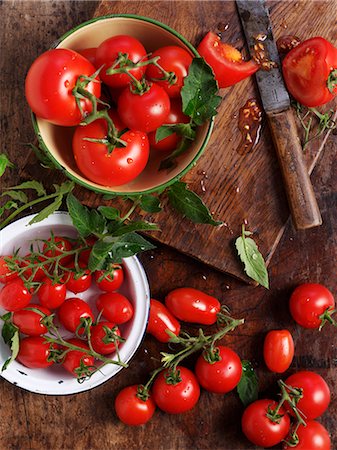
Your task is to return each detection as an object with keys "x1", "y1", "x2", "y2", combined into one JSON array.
[
  {"x1": 66, "y1": 193, "x2": 92, "y2": 237},
  {"x1": 28, "y1": 195, "x2": 63, "y2": 225},
  {"x1": 168, "y1": 181, "x2": 222, "y2": 226},
  {"x1": 235, "y1": 225, "x2": 269, "y2": 288},
  {"x1": 140, "y1": 195, "x2": 162, "y2": 213},
  {"x1": 1, "y1": 190, "x2": 28, "y2": 203},
  {"x1": 98, "y1": 206, "x2": 120, "y2": 220},
  {"x1": 237, "y1": 360, "x2": 259, "y2": 406},
  {"x1": 181, "y1": 58, "x2": 221, "y2": 125},
  {"x1": 0, "y1": 154, "x2": 14, "y2": 177},
  {"x1": 8, "y1": 180, "x2": 46, "y2": 197},
  {"x1": 112, "y1": 221, "x2": 159, "y2": 236}
]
